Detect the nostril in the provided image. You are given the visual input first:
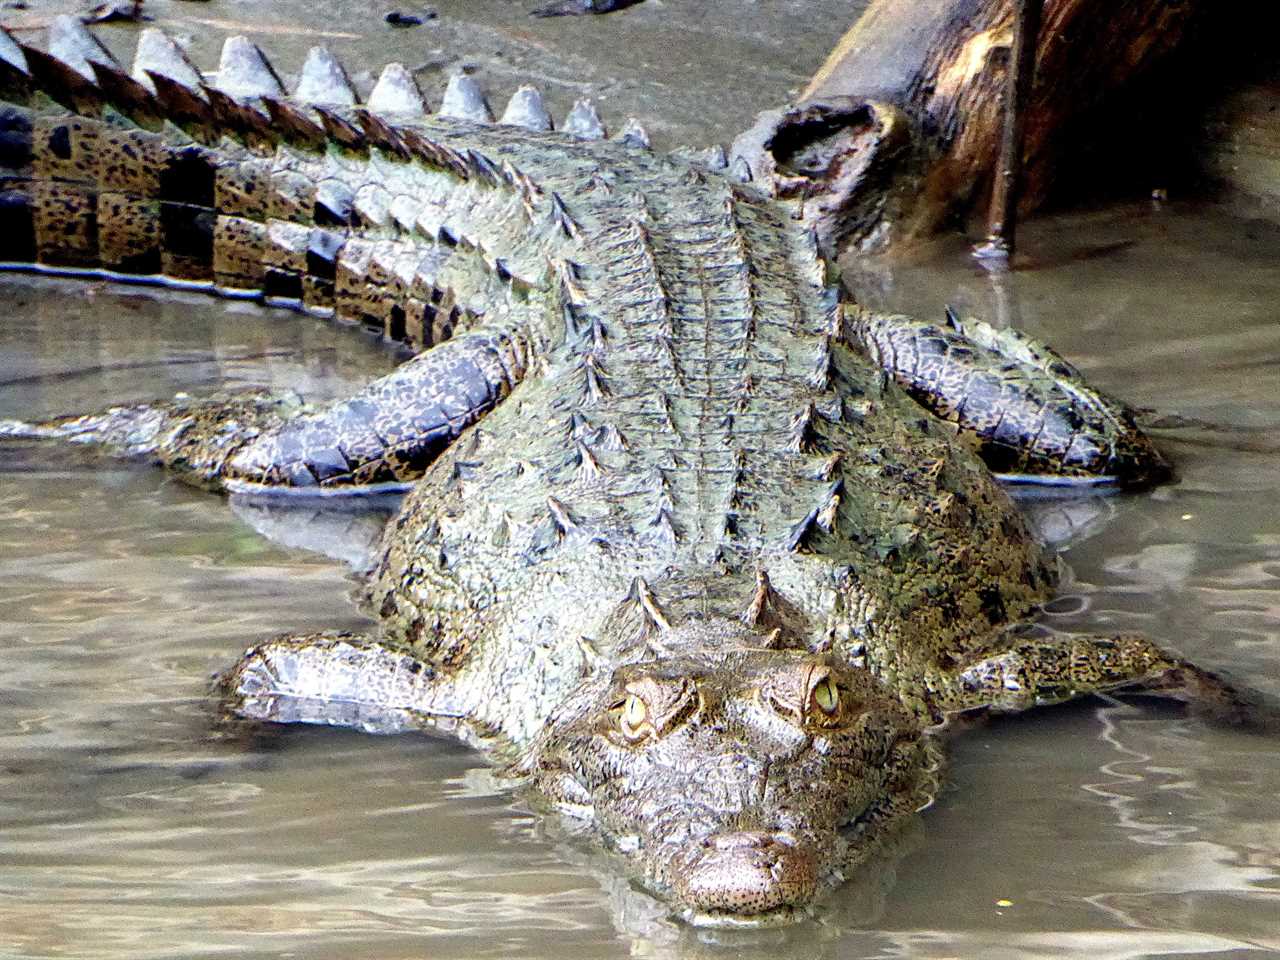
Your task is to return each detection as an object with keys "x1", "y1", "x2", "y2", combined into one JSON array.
[{"x1": 677, "y1": 831, "x2": 819, "y2": 915}]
